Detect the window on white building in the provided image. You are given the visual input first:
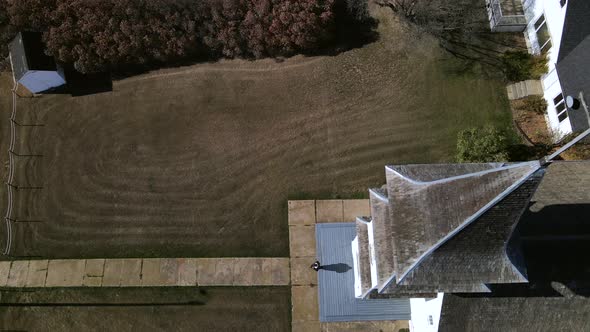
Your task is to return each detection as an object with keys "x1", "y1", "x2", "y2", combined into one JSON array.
[
  {"x1": 554, "y1": 93, "x2": 568, "y2": 122},
  {"x1": 534, "y1": 14, "x2": 552, "y2": 52},
  {"x1": 428, "y1": 315, "x2": 434, "y2": 325}
]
